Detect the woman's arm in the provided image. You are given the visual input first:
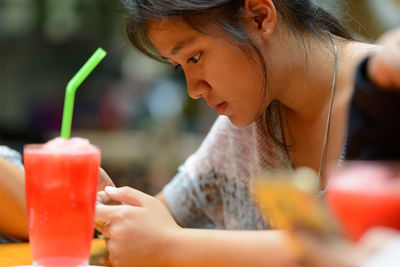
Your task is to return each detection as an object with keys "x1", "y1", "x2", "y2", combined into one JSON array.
[
  {"x1": 0, "y1": 157, "x2": 28, "y2": 240},
  {"x1": 165, "y1": 191, "x2": 298, "y2": 265},
  {"x1": 96, "y1": 186, "x2": 299, "y2": 267},
  {"x1": 169, "y1": 228, "x2": 297, "y2": 267}
]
